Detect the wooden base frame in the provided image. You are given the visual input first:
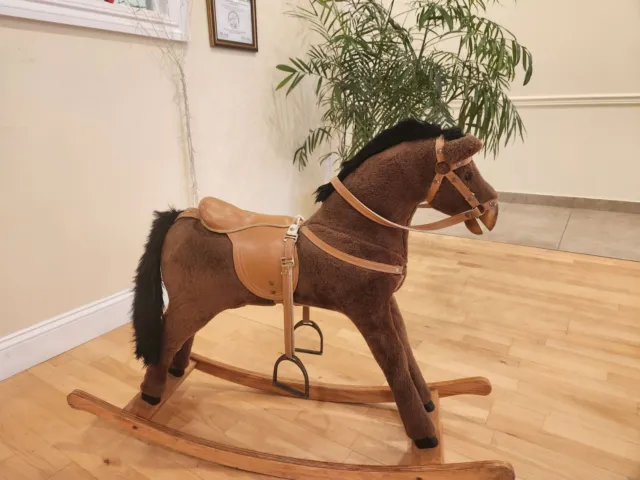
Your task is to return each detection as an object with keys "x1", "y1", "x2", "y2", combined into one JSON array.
[{"x1": 67, "y1": 352, "x2": 515, "y2": 480}]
